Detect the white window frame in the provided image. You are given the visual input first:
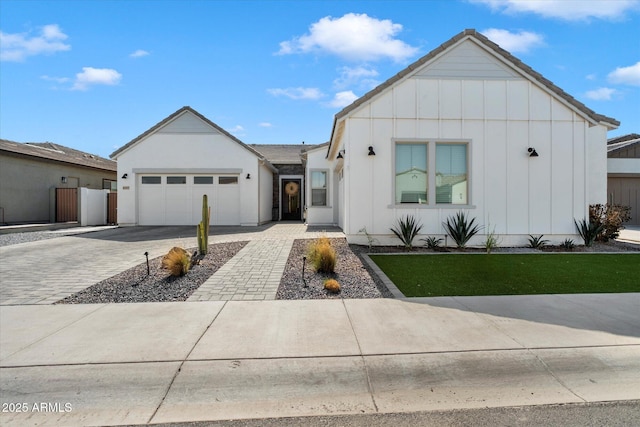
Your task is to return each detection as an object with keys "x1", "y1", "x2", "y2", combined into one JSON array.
[
  {"x1": 392, "y1": 139, "x2": 471, "y2": 208},
  {"x1": 310, "y1": 169, "x2": 330, "y2": 207}
]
